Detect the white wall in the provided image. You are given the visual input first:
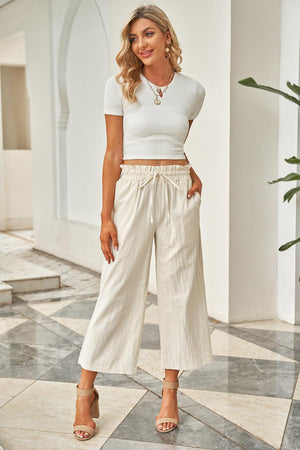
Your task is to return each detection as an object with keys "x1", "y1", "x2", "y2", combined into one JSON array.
[
  {"x1": 278, "y1": 0, "x2": 300, "y2": 324},
  {"x1": 2, "y1": 150, "x2": 33, "y2": 229},
  {"x1": 229, "y1": 0, "x2": 280, "y2": 322},
  {"x1": 0, "y1": 32, "x2": 32, "y2": 230}
]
